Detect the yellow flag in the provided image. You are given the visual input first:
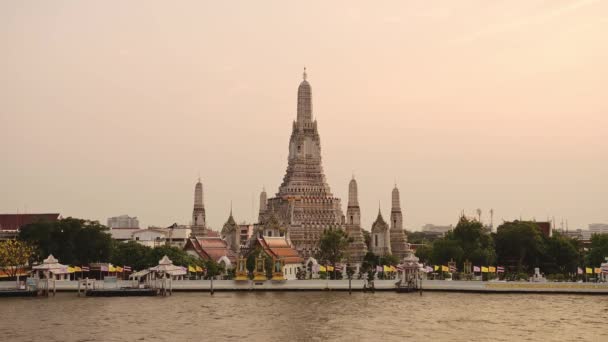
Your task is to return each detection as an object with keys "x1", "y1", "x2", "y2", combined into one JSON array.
[
  {"x1": 188, "y1": 265, "x2": 196, "y2": 272},
  {"x1": 383, "y1": 265, "x2": 390, "y2": 272},
  {"x1": 390, "y1": 266, "x2": 397, "y2": 272},
  {"x1": 108, "y1": 265, "x2": 116, "y2": 272},
  {"x1": 67, "y1": 266, "x2": 76, "y2": 273},
  {"x1": 481, "y1": 266, "x2": 489, "y2": 273},
  {"x1": 74, "y1": 266, "x2": 82, "y2": 272},
  {"x1": 195, "y1": 266, "x2": 203, "y2": 272},
  {"x1": 327, "y1": 266, "x2": 335, "y2": 272},
  {"x1": 489, "y1": 266, "x2": 496, "y2": 273},
  {"x1": 115, "y1": 266, "x2": 123, "y2": 273},
  {"x1": 434, "y1": 265, "x2": 439, "y2": 271},
  {"x1": 441, "y1": 265, "x2": 449, "y2": 272},
  {"x1": 319, "y1": 265, "x2": 327, "y2": 272},
  {"x1": 586, "y1": 267, "x2": 592, "y2": 274},
  {"x1": 594, "y1": 268, "x2": 601, "y2": 274}
]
